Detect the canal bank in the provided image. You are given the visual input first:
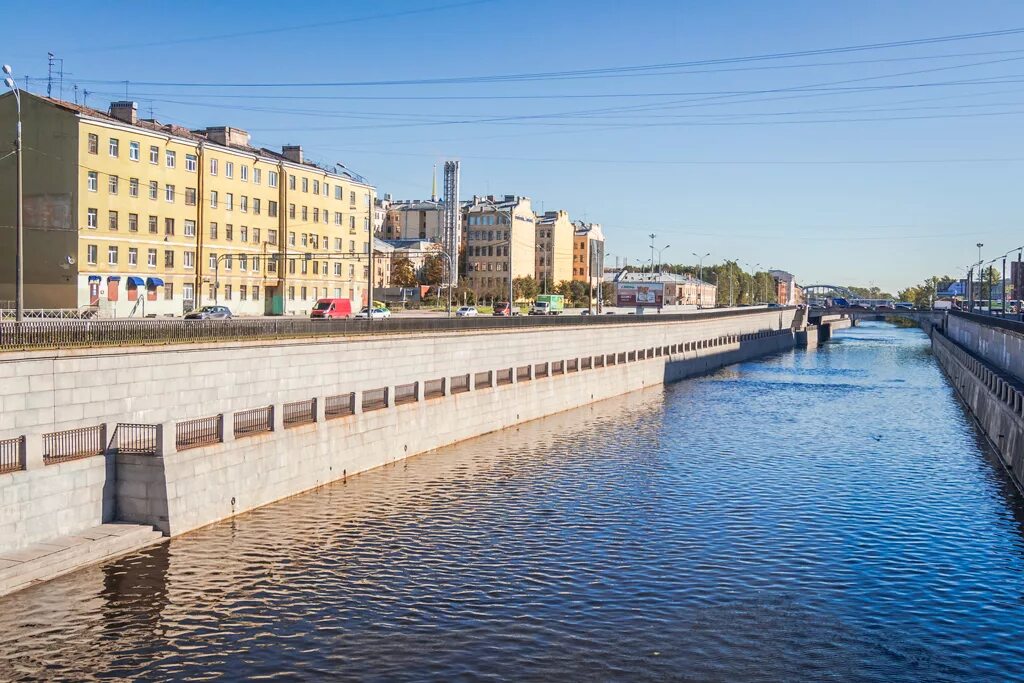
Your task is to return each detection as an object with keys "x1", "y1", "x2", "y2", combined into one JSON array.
[{"x1": 3, "y1": 321, "x2": 1024, "y2": 682}]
